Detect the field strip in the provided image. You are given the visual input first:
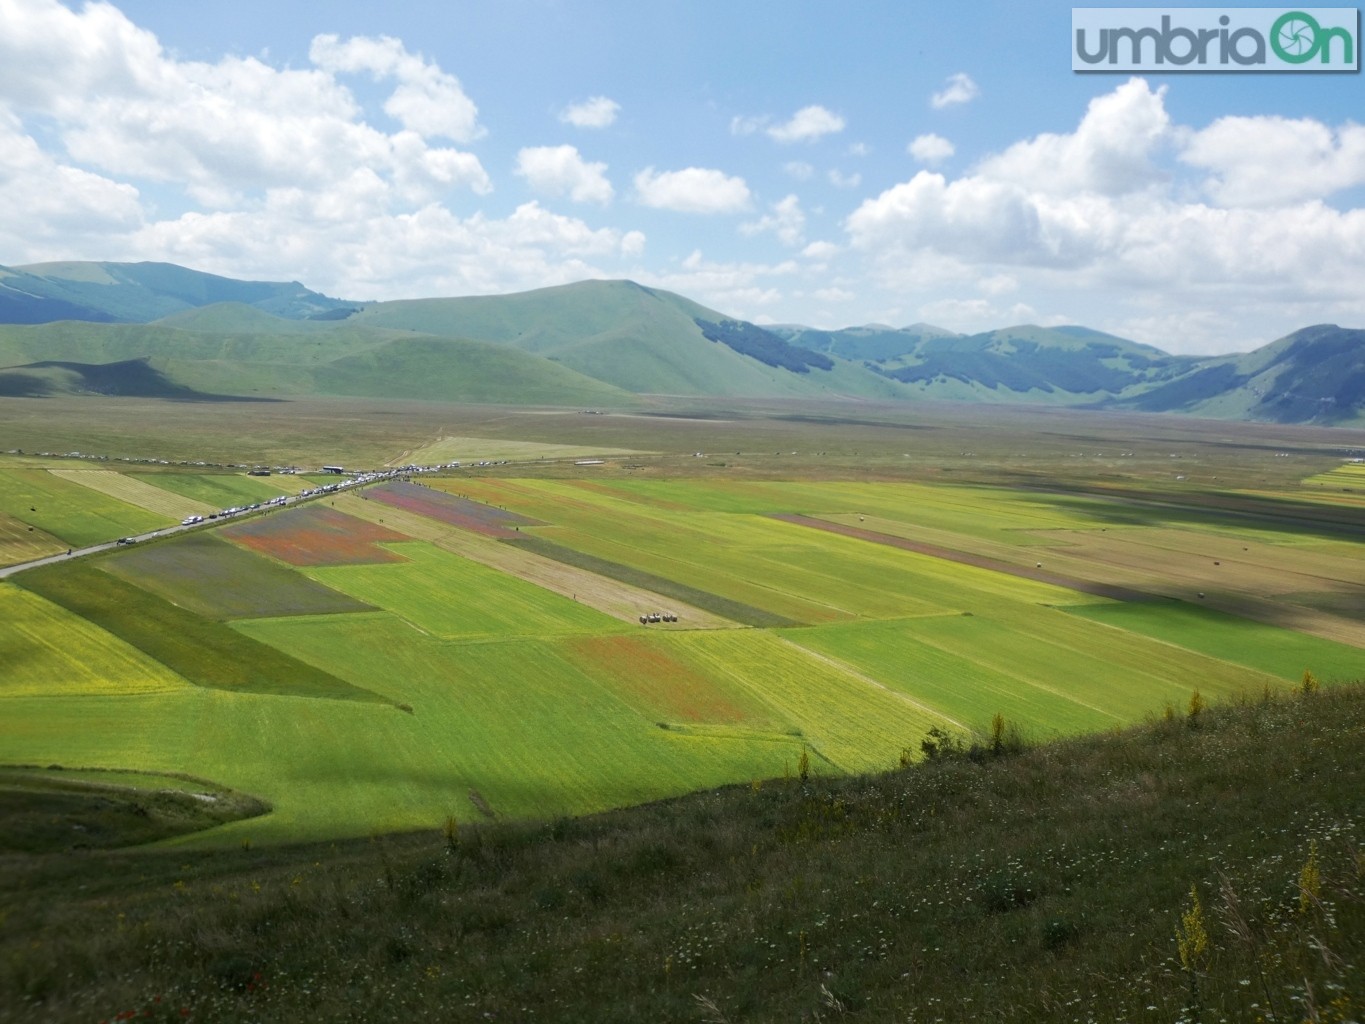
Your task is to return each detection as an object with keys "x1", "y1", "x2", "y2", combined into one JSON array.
[
  {"x1": 772, "y1": 514, "x2": 1155, "y2": 603},
  {"x1": 46, "y1": 469, "x2": 215, "y2": 519},
  {"x1": 0, "y1": 514, "x2": 65, "y2": 567},
  {"x1": 386, "y1": 435, "x2": 647, "y2": 467},
  {"x1": 776, "y1": 635, "x2": 969, "y2": 732},
  {"x1": 332, "y1": 492, "x2": 739, "y2": 628}
]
